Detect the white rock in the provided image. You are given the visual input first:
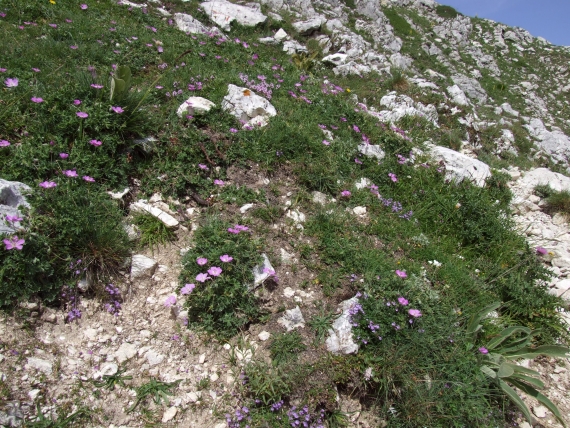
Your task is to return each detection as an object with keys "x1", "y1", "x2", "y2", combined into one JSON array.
[
  {"x1": 221, "y1": 84, "x2": 276, "y2": 127},
  {"x1": 201, "y1": 1, "x2": 267, "y2": 31},
  {"x1": 28, "y1": 389, "x2": 41, "y2": 401},
  {"x1": 176, "y1": 97, "x2": 216, "y2": 118},
  {"x1": 451, "y1": 74, "x2": 487, "y2": 104},
  {"x1": 130, "y1": 201, "x2": 179, "y2": 228},
  {"x1": 500, "y1": 102, "x2": 519, "y2": 117},
  {"x1": 277, "y1": 306, "x2": 305, "y2": 331},
  {"x1": 286, "y1": 209, "x2": 305, "y2": 223},
  {"x1": 518, "y1": 168, "x2": 570, "y2": 194},
  {"x1": 115, "y1": 343, "x2": 137, "y2": 364},
  {"x1": 252, "y1": 254, "x2": 275, "y2": 287},
  {"x1": 274, "y1": 28, "x2": 288, "y2": 41},
  {"x1": 108, "y1": 187, "x2": 130, "y2": 200},
  {"x1": 131, "y1": 255, "x2": 158, "y2": 280},
  {"x1": 162, "y1": 407, "x2": 177, "y2": 423},
  {"x1": 326, "y1": 297, "x2": 359, "y2": 354},
  {"x1": 283, "y1": 40, "x2": 308, "y2": 55},
  {"x1": 429, "y1": 145, "x2": 491, "y2": 187},
  {"x1": 240, "y1": 203, "x2": 254, "y2": 213},
  {"x1": 100, "y1": 362, "x2": 119, "y2": 377},
  {"x1": 280, "y1": 248, "x2": 295, "y2": 265},
  {"x1": 367, "y1": 93, "x2": 438, "y2": 126},
  {"x1": 549, "y1": 279, "x2": 570, "y2": 300},
  {"x1": 210, "y1": 372, "x2": 219, "y2": 382},
  {"x1": 355, "y1": 178, "x2": 372, "y2": 190},
  {"x1": 283, "y1": 287, "x2": 295, "y2": 298},
  {"x1": 187, "y1": 391, "x2": 200, "y2": 402},
  {"x1": 26, "y1": 357, "x2": 52, "y2": 374},
  {"x1": 532, "y1": 405, "x2": 548, "y2": 418},
  {"x1": 312, "y1": 191, "x2": 328, "y2": 205},
  {"x1": 353, "y1": 206, "x2": 367, "y2": 216},
  {"x1": 447, "y1": 85, "x2": 469, "y2": 106},
  {"x1": 292, "y1": 16, "x2": 326, "y2": 35},
  {"x1": 322, "y1": 53, "x2": 348, "y2": 66},
  {"x1": 258, "y1": 331, "x2": 271, "y2": 341},
  {"x1": 145, "y1": 349, "x2": 164, "y2": 366},
  {"x1": 358, "y1": 143, "x2": 385, "y2": 161},
  {"x1": 0, "y1": 178, "x2": 30, "y2": 236},
  {"x1": 174, "y1": 13, "x2": 215, "y2": 34}
]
